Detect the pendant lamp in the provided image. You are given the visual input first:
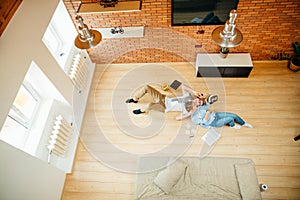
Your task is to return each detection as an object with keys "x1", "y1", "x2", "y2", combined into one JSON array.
[
  {"x1": 74, "y1": 15, "x2": 102, "y2": 49},
  {"x1": 211, "y1": 10, "x2": 243, "y2": 48}
]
